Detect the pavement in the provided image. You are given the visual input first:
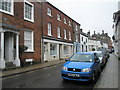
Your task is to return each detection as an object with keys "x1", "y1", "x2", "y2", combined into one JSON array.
[
  {"x1": 0, "y1": 59, "x2": 65, "y2": 78},
  {"x1": 0, "y1": 54, "x2": 119, "y2": 89},
  {"x1": 94, "y1": 53, "x2": 119, "y2": 89}
]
